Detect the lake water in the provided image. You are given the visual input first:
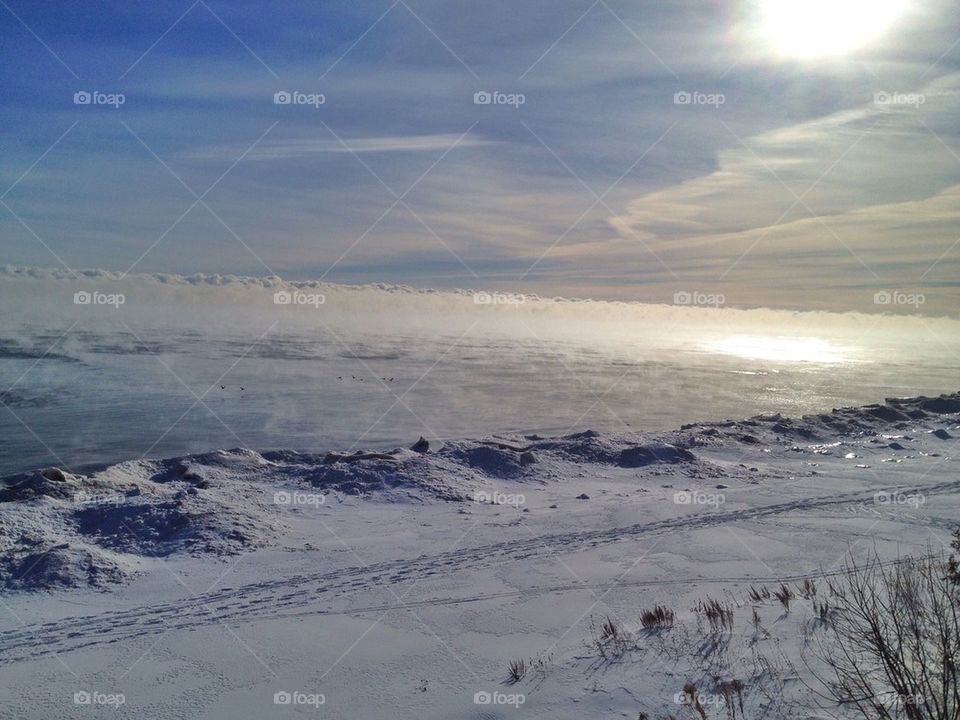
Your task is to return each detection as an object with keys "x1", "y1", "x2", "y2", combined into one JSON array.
[{"x1": 1, "y1": 271, "x2": 957, "y2": 476}]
